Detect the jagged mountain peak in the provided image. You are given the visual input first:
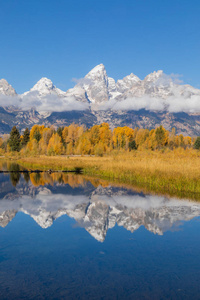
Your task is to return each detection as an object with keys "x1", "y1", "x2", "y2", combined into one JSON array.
[
  {"x1": 85, "y1": 64, "x2": 107, "y2": 81},
  {"x1": 0, "y1": 78, "x2": 9, "y2": 85},
  {"x1": 116, "y1": 73, "x2": 140, "y2": 94},
  {"x1": 23, "y1": 77, "x2": 65, "y2": 97},
  {"x1": 144, "y1": 70, "x2": 164, "y2": 82},
  {"x1": 119, "y1": 73, "x2": 141, "y2": 83},
  {"x1": 87, "y1": 63, "x2": 106, "y2": 75},
  {"x1": 0, "y1": 79, "x2": 17, "y2": 96},
  {"x1": 31, "y1": 77, "x2": 54, "y2": 92},
  {"x1": 80, "y1": 64, "x2": 109, "y2": 103},
  {"x1": 127, "y1": 73, "x2": 141, "y2": 80}
]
